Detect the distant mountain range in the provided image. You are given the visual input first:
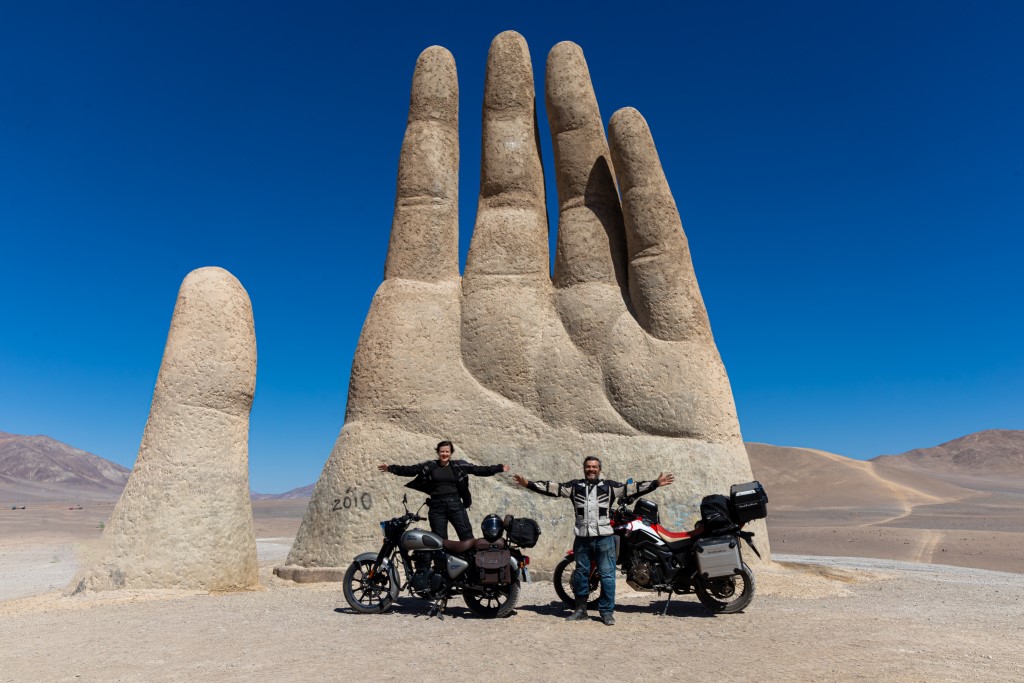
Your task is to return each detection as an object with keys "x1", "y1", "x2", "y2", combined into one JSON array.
[
  {"x1": 0, "y1": 430, "x2": 313, "y2": 503},
  {"x1": 2, "y1": 428, "x2": 1021, "y2": 504},
  {"x1": 872, "y1": 429, "x2": 1024, "y2": 475},
  {"x1": 0, "y1": 431, "x2": 130, "y2": 503},
  {"x1": 250, "y1": 483, "x2": 314, "y2": 500}
]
